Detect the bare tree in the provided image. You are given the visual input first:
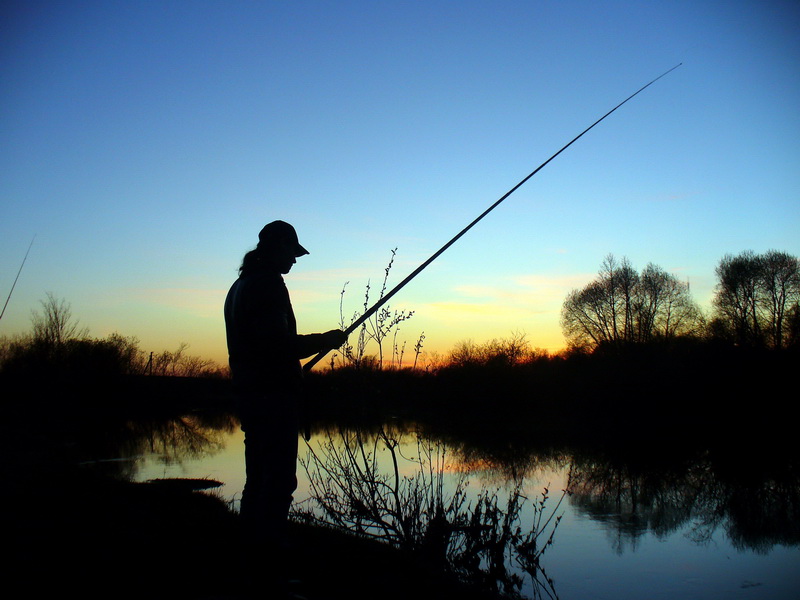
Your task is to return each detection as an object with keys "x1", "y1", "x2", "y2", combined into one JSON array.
[
  {"x1": 759, "y1": 250, "x2": 800, "y2": 349},
  {"x1": 638, "y1": 263, "x2": 703, "y2": 340},
  {"x1": 30, "y1": 292, "x2": 88, "y2": 346},
  {"x1": 562, "y1": 256, "x2": 701, "y2": 350},
  {"x1": 712, "y1": 250, "x2": 799, "y2": 348},
  {"x1": 713, "y1": 251, "x2": 763, "y2": 346},
  {"x1": 561, "y1": 280, "x2": 616, "y2": 348},
  {"x1": 607, "y1": 255, "x2": 640, "y2": 342}
]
